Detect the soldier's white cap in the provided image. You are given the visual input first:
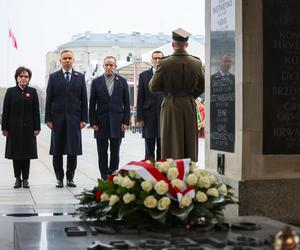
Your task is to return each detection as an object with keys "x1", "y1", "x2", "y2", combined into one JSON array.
[{"x1": 172, "y1": 28, "x2": 191, "y2": 42}]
